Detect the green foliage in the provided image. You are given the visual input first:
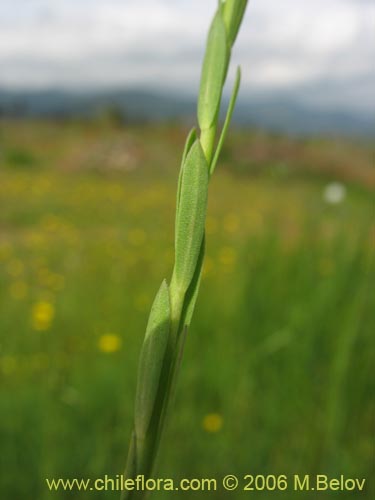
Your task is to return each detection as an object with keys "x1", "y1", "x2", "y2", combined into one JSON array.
[
  {"x1": 222, "y1": 0, "x2": 249, "y2": 46},
  {"x1": 124, "y1": 3, "x2": 248, "y2": 489},
  {"x1": 210, "y1": 66, "x2": 241, "y2": 175},
  {"x1": 173, "y1": 140, "x2": 208, "y2": 295},
  {"x1": 134, "y1": 280, "x2": 170, "y2": 440},
  {"x1": 4, "y1": 148, "x2": 37, "y2": 168},
  {"x1": 198, "y1": 9, "x2": 228, "y2": 132},
  {"x1": 0, "y1": 121, "x2": 373, "y2": 499},
  {"x1": 176, "y1": 127, "x2": 197, "y2": 221},
  {"x1": 182, "y1": 235, "x2": 205, "y2": 328}
]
